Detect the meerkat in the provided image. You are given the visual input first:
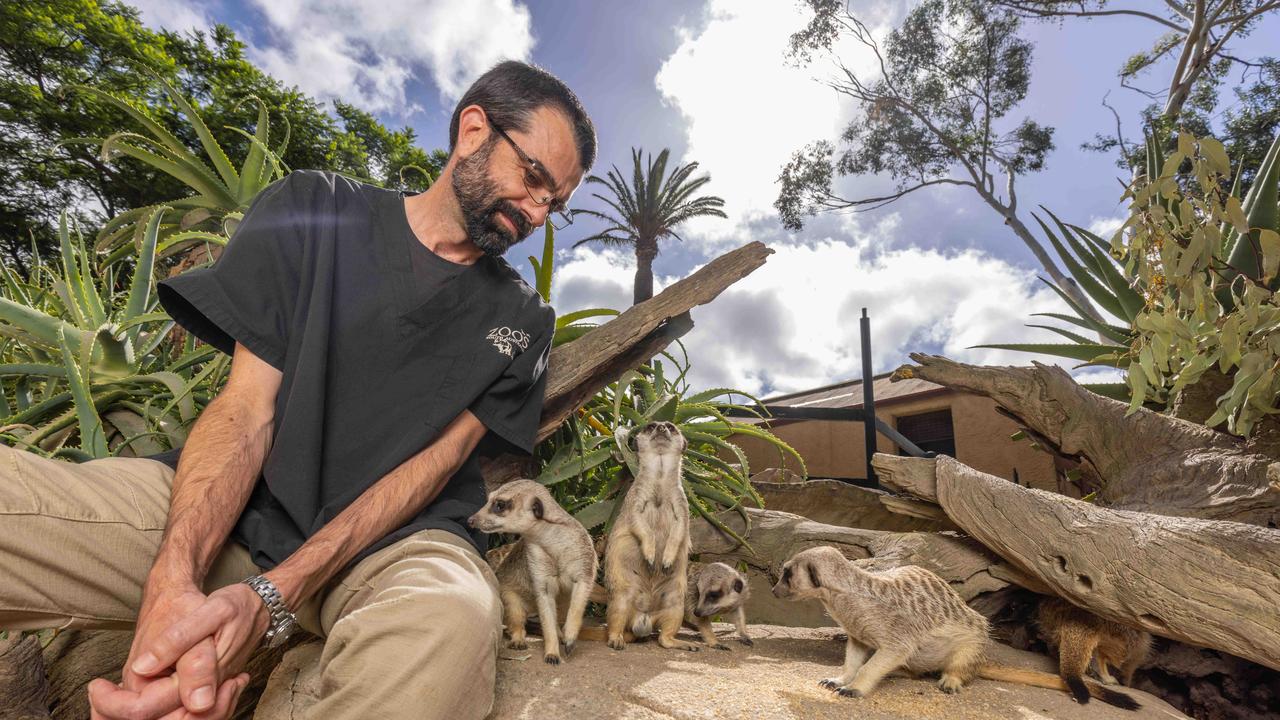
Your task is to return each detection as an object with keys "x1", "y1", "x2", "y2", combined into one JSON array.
[
  {"x1": 467, "y1": 479, "x2": 597, "y2": 665},
  {"x1": 603, "y1": 420, "x2": 698, "y2": 652},
  {"x1": 772, "y1": 546, "x2": 1141, "y2": 710},
  {"x1": 685, "y1": 561, "x2": 753, "y2": 650},
  {"x1": 1036, "y1": 596, "x2": 1152, "y2": 701}
]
